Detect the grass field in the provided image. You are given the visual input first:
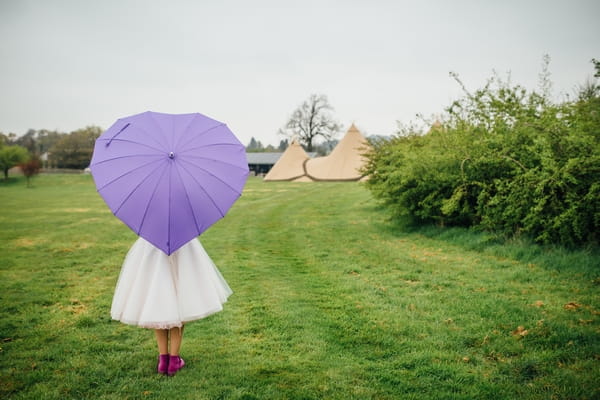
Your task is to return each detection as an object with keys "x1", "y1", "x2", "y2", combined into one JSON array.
[{"x1": 1, "y1": 174, "x2": 599, "y2": 399}]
